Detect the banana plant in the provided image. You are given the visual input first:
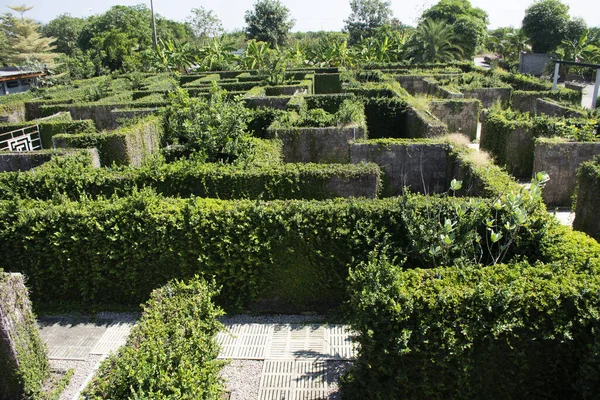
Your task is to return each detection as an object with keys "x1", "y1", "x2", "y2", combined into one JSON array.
[
  {"x1": 154, "y1": 39, "x2": 196, "y2": 73},
  {"x1": 196, "y1": 36, "x2": 237, "y2": 71}
]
